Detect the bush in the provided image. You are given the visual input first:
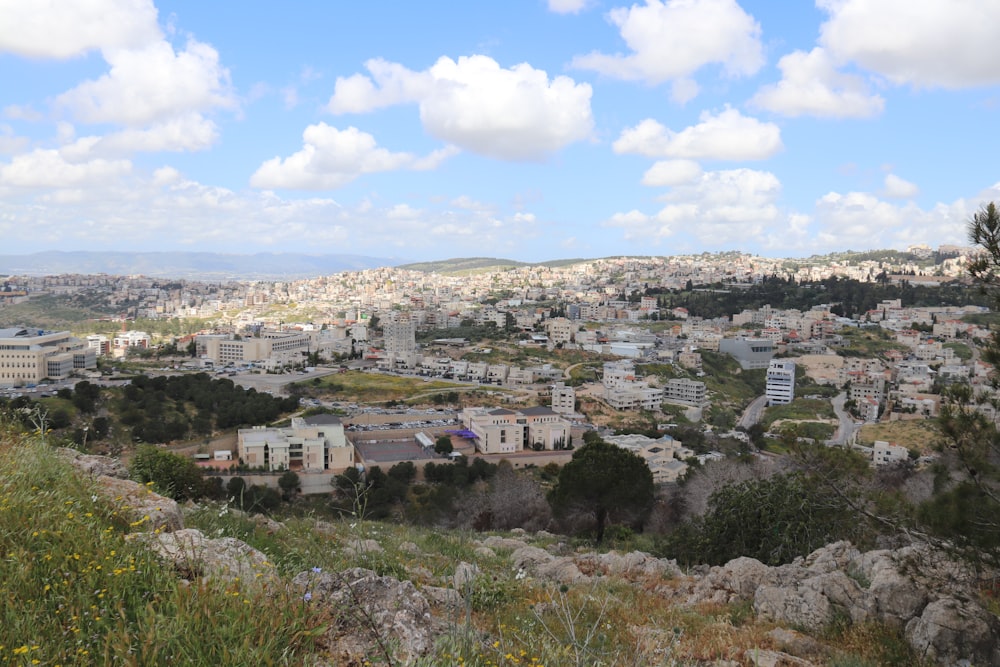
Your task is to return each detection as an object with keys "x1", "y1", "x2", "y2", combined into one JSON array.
[{"x1": 129, "y1": 445, "x2": 205, "y2": 501}]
